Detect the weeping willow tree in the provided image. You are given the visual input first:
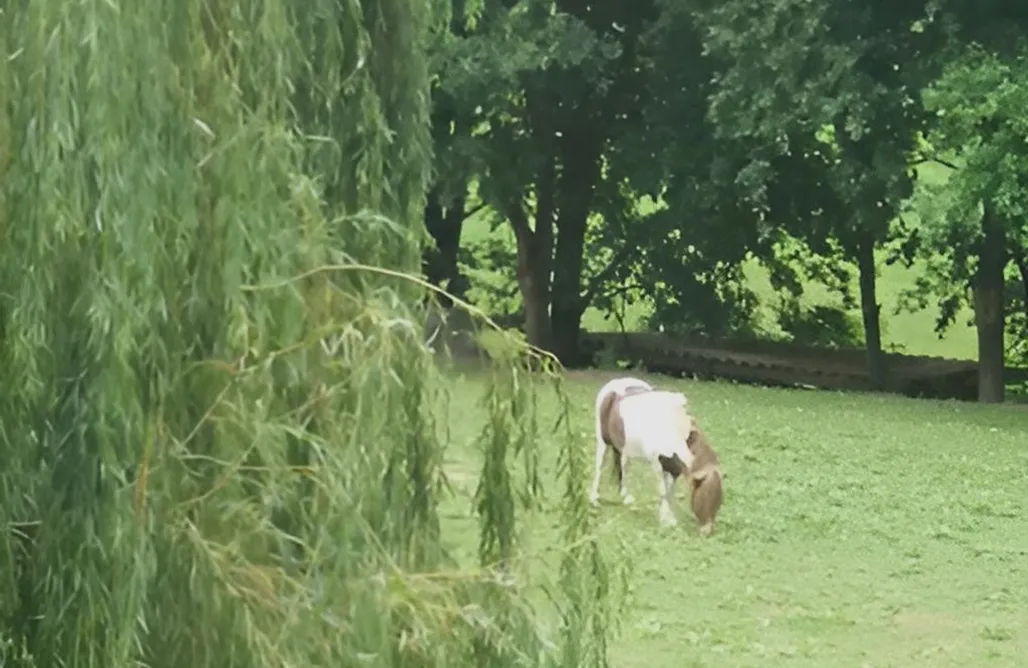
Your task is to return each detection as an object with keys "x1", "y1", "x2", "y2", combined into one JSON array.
[{"x1": 0, "y1": 0, "x2": 621, "y2": 666}]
